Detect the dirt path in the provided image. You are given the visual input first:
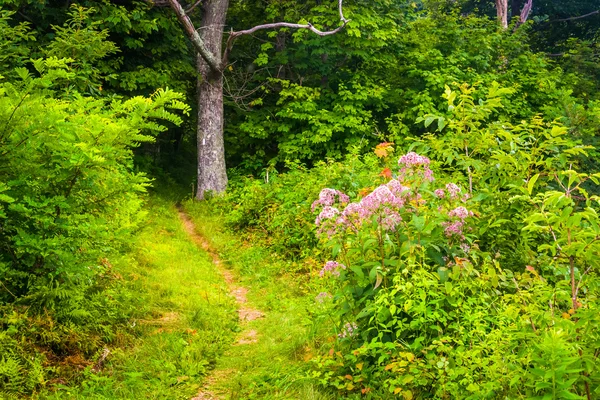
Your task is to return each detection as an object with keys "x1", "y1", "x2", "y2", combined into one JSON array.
[{"x1": 177, "y1": 210, "x2": 264, "y2": 399}]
